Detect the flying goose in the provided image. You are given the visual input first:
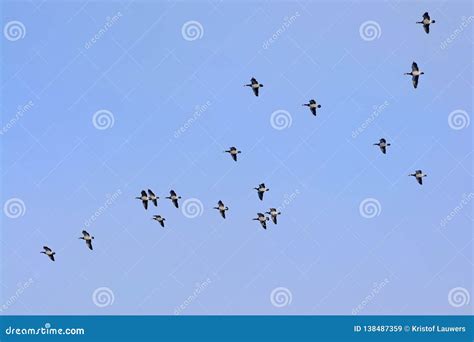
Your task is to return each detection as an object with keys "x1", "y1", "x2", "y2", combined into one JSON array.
[
  {"x1": 405, "y1": 62, "x2": 424, "y2": 89},
  {"x1": 373, "y1": 138, "x2": 391, "y2": 154},
  {"x1": 409, "y1": 170, "x2": 427, "y2": 185},
  {"x1": 79, "y1": 230, "x2": 94, "y2": 250},
  {"x1": 266, "y1": 208, "x2": 281, "y2": 224},
  {"x1": 417, "y1": 12, "x2": 435, "y2": 34},
  {"x1": 136, "y1": 190, "x2": 149, "y2": 210},
  {"x1": 244, "y1": 77, "x2": 263, "y2": 97},
  {"x1": 166, "y1": 190, "x2": 182, "y2": 208},
  {"x1": 41, "y1": 246, "x2": 55, "y2": 261},
  {"x1": 147, "y1": 189, "x2": 159, "y2": 207},
  {"x1": 152, "y1": 215, "x2": 166, "y2": 227},
  {"x1": 253, "y1": 213, "x2": 269, "y2": 229},
  {"x1": 214, "y1": 200, "x2": 229, "y2": 219},
  {"x1": 224, "y1": 147, "x2": 241, "y2": 162},
  {"x1": 303, "y1": 99, "x2": 321, "y2": 116},
  {"x1": 254, "y1": 183, "x2": 270, "y2": 201}
]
